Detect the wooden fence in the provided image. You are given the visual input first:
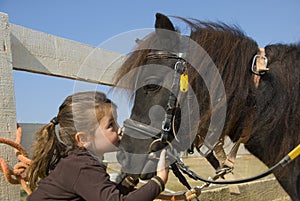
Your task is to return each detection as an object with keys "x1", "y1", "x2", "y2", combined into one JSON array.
[{"x1": 0, "y1": 12, "x2": 123, "y2": 200}]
